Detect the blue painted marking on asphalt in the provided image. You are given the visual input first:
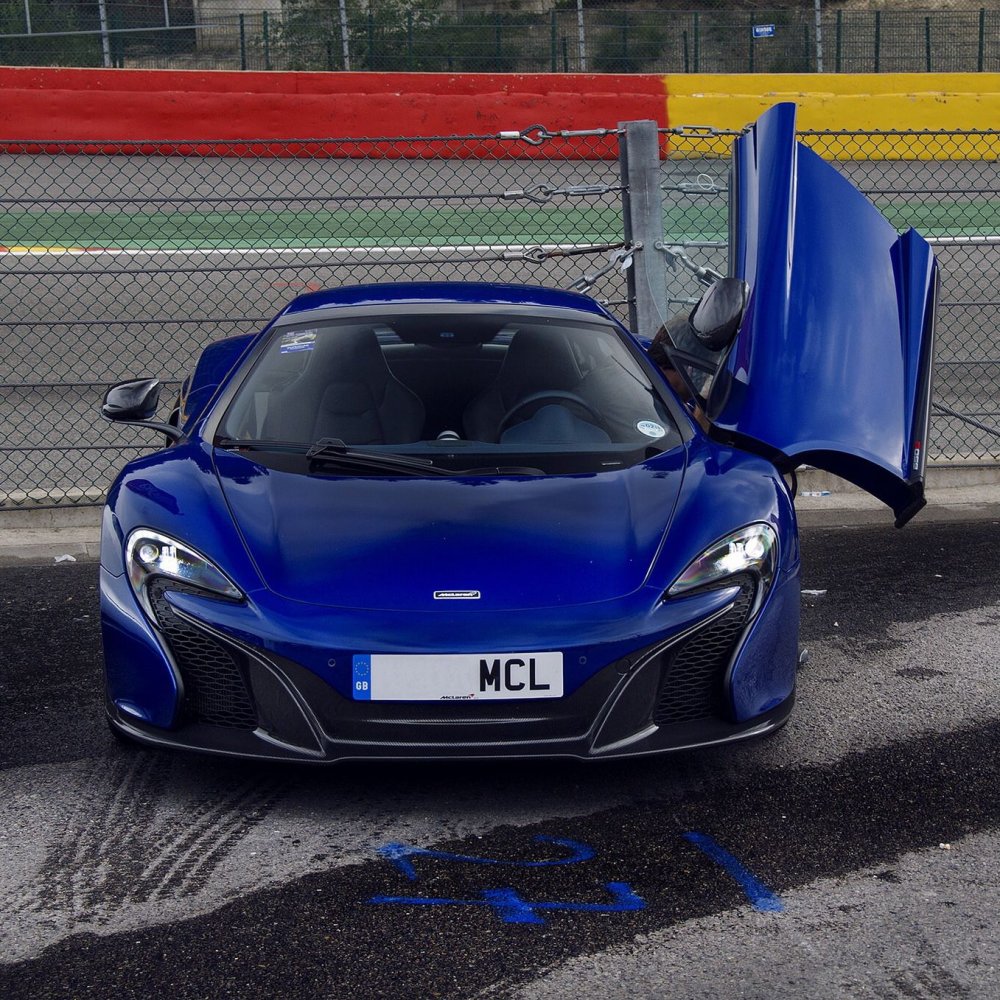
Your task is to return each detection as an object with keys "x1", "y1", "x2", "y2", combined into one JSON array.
[
  {"x1": 370, "y1": 882, "x2": 645, "y2": 924},
  {"x1": 683, "y1": 831, "x2": 784, "y2": 913},
  {"x1": 377, "y1": 835, "x2": 596, "y2": 881}
]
